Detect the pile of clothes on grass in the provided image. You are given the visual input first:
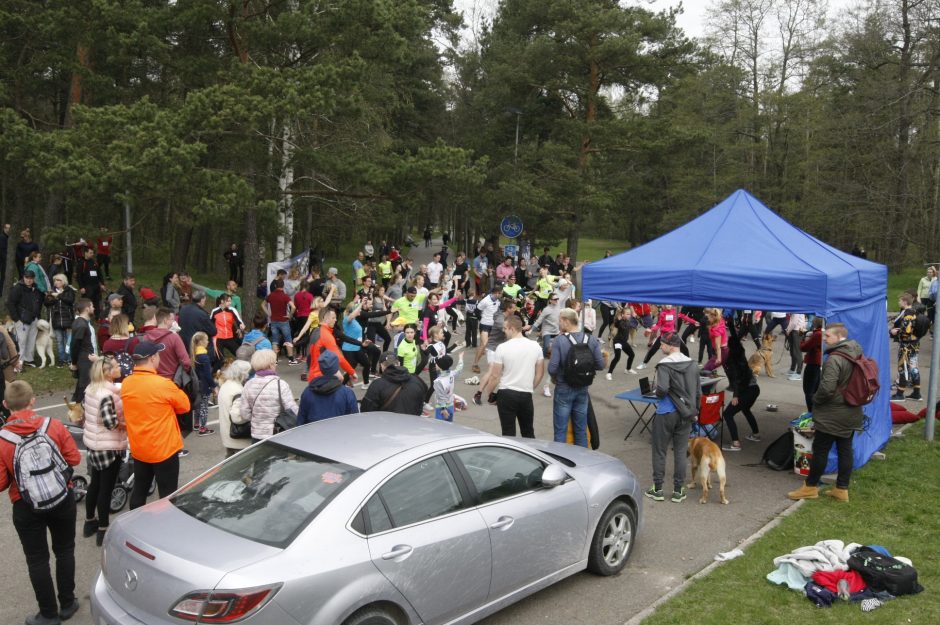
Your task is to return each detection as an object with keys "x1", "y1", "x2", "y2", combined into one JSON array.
[{"x1": 767, "y1": 540, "x2": 924, "y2": 612}]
